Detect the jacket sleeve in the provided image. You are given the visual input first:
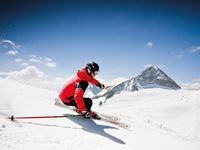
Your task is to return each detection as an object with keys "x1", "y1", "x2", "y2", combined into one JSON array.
[
  {"x1": 74, "y1": 80, "x2": 88, "y2": 112},
  {"x1": 89, "y1": 78, "x2": 100, "y2": 86}
]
